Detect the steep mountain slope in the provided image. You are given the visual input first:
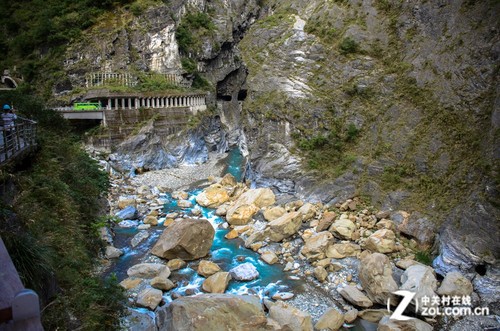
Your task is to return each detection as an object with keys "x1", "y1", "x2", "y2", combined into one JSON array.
[{"x1": 238, "y1": 0, "x2": 499, "y2": 308}]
